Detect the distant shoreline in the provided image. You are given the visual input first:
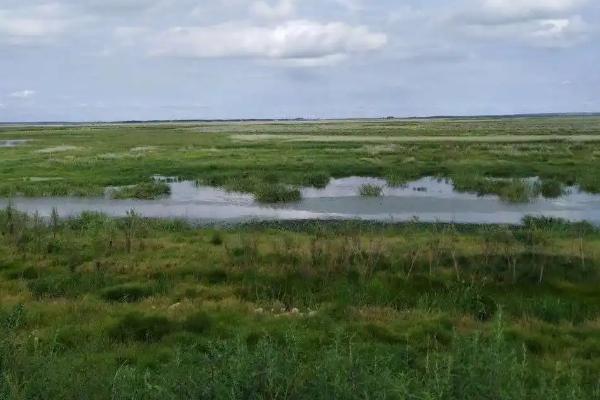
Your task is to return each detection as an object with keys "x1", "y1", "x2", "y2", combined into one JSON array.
[{"x1": 1, "y1": 112, "x2": 600, "y2": 126}]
